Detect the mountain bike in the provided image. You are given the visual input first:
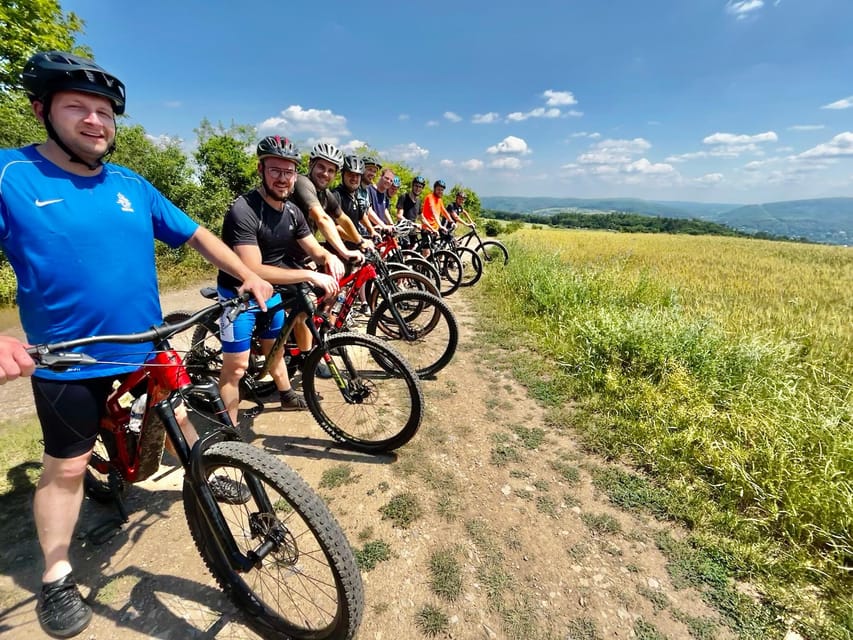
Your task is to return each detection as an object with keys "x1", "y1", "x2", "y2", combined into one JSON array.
[
  {"x1": 411, "y1": 227, "x2": 464, "y2": 296},
  {"x1": 28, "y1": 295, "x2": 364, "y2": 640},
  {"x1": 456, "y1": 222, "x2": 510, "y2": 266},
  {"x1": 180, "y1": 283, "x2": 425, "y2": 453},
  {"x1": 324, "y1": 248, "x2": 458, "y2": 378}
]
